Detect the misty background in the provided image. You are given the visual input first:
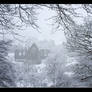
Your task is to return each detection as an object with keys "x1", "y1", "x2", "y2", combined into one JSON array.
[{"x1": 0, "y1": 4, "x2": 92, "y2": 88}]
